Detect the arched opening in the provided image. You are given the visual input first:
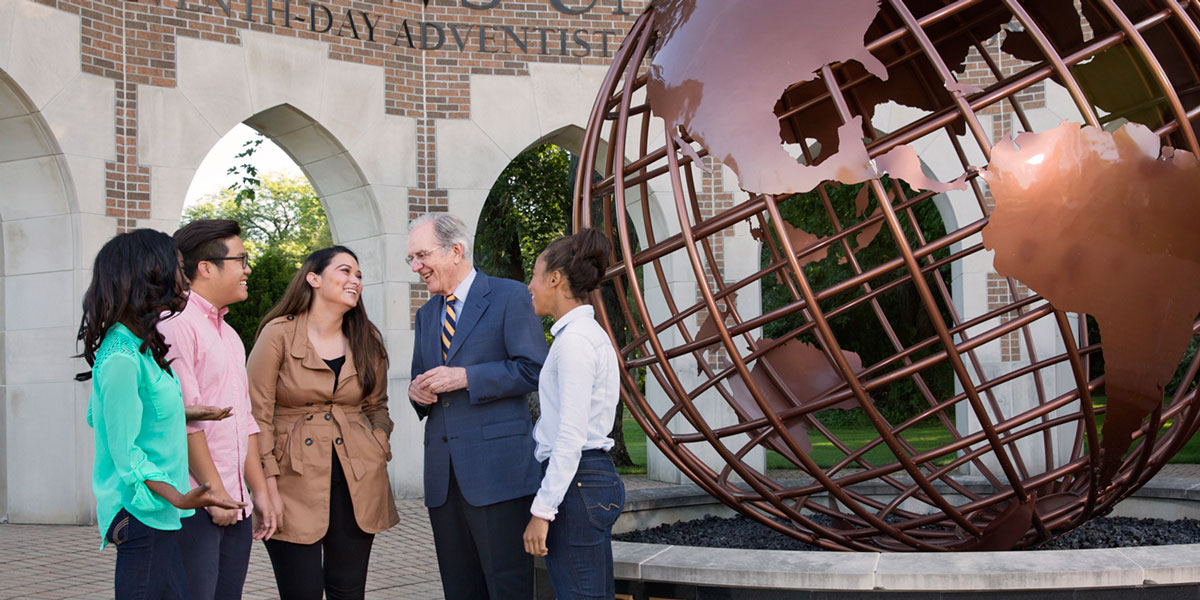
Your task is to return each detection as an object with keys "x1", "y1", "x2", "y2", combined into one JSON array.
[
  {"x1": 176, "y1": 104, "x2": 386, "y2": 347},
  {"x1": 473, "y1": 131, "x2": 646, "y2": 471},
  {"x1": 182, "y1": 122, "x2": 331, "y2": 349},
  {"x1": 0, "y1": 68, "x2": 83, "y2": 523},
  {"x1": 170, "y1": 101, "x2": 425, "y2": 497}
]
